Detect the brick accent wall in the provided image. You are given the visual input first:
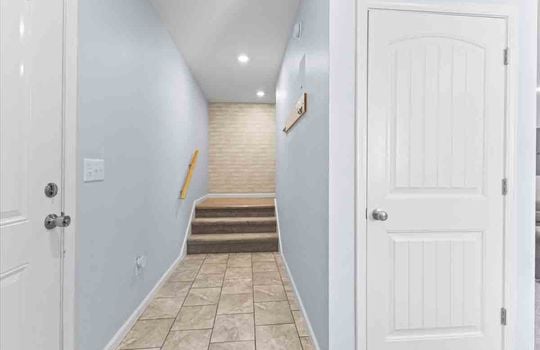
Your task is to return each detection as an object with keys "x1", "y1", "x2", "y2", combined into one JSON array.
[{"x1": 209, "y1": 103, "x2": 276, "y2": 193}]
